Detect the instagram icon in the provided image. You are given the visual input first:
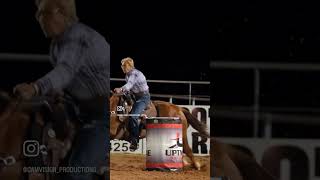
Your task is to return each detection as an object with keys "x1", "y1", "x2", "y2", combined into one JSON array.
[{"x1": 23, "y1": 140, "x2": 40, "y2": 157}]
